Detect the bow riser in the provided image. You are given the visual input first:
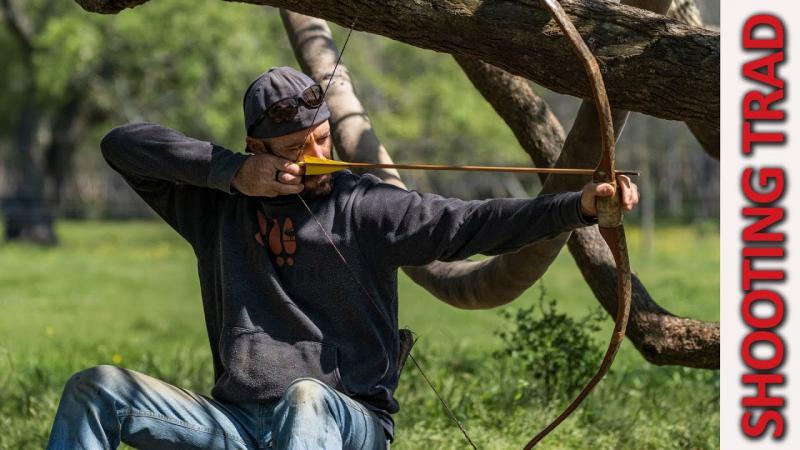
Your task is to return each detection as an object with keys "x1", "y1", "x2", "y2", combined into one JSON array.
[{"x1": 595, "y1": 184, "x2": 623, "y2": 228}]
